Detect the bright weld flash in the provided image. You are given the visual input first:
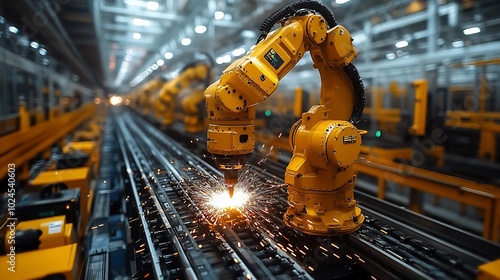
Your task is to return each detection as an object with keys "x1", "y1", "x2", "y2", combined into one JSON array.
[{"x1": 209, "y1": 190, "x2": 249, "y2": 209}]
